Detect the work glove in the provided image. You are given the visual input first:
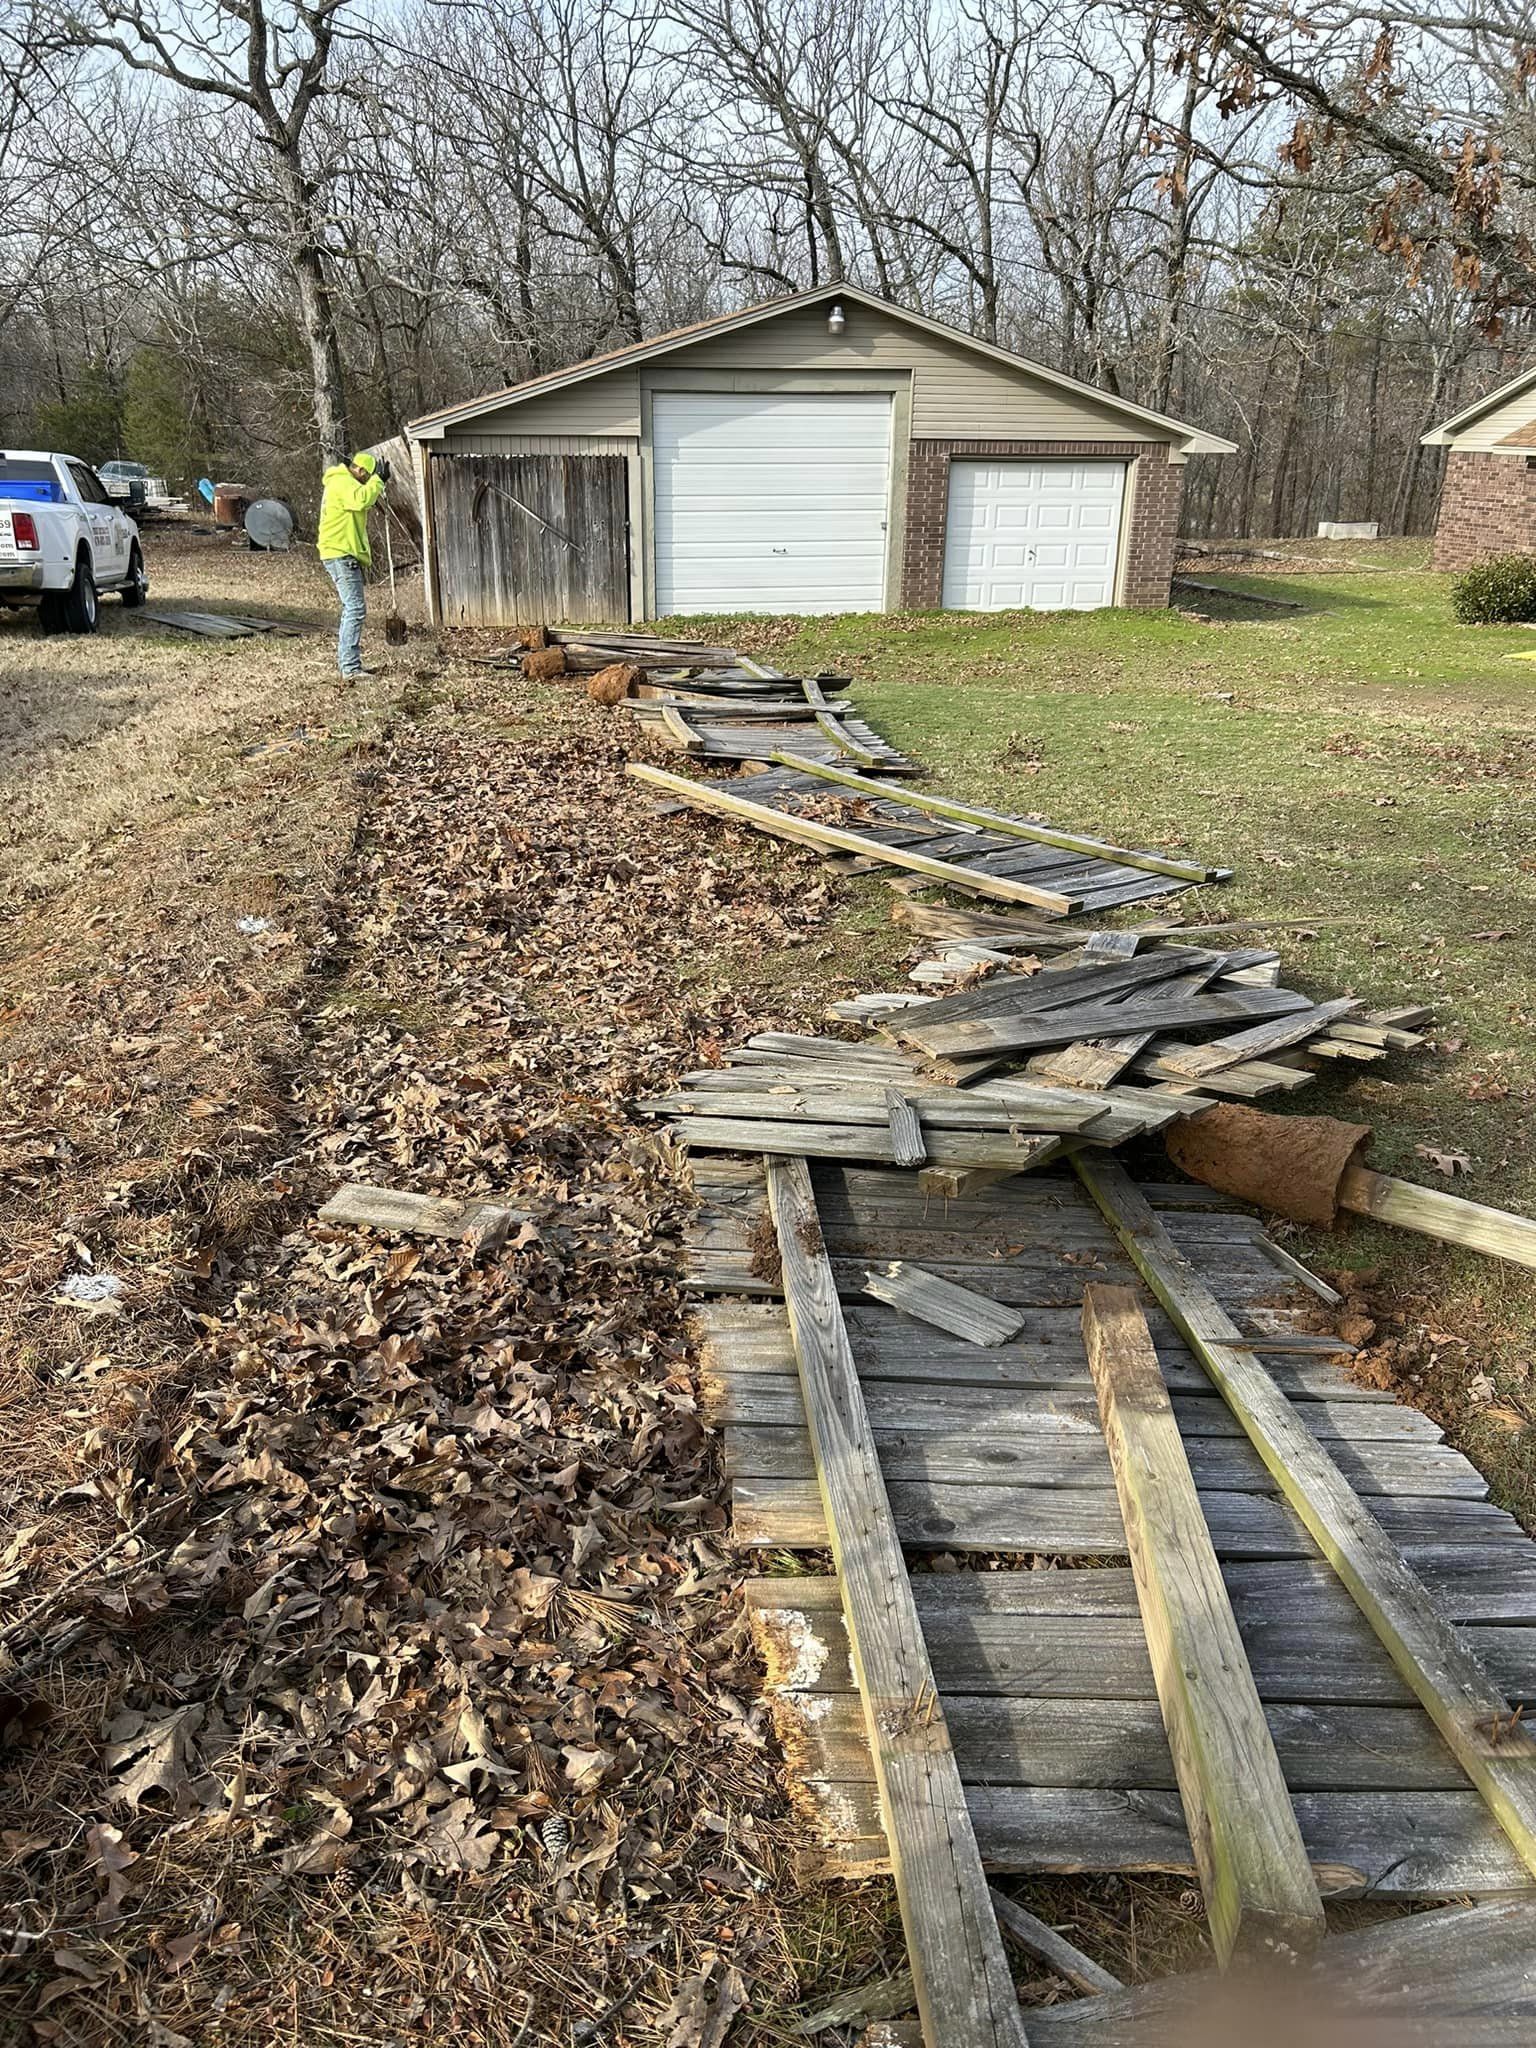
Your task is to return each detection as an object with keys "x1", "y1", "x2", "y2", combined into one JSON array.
[{"x1": 376, "y1": 457, "x2": 392, "y2": 484}]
